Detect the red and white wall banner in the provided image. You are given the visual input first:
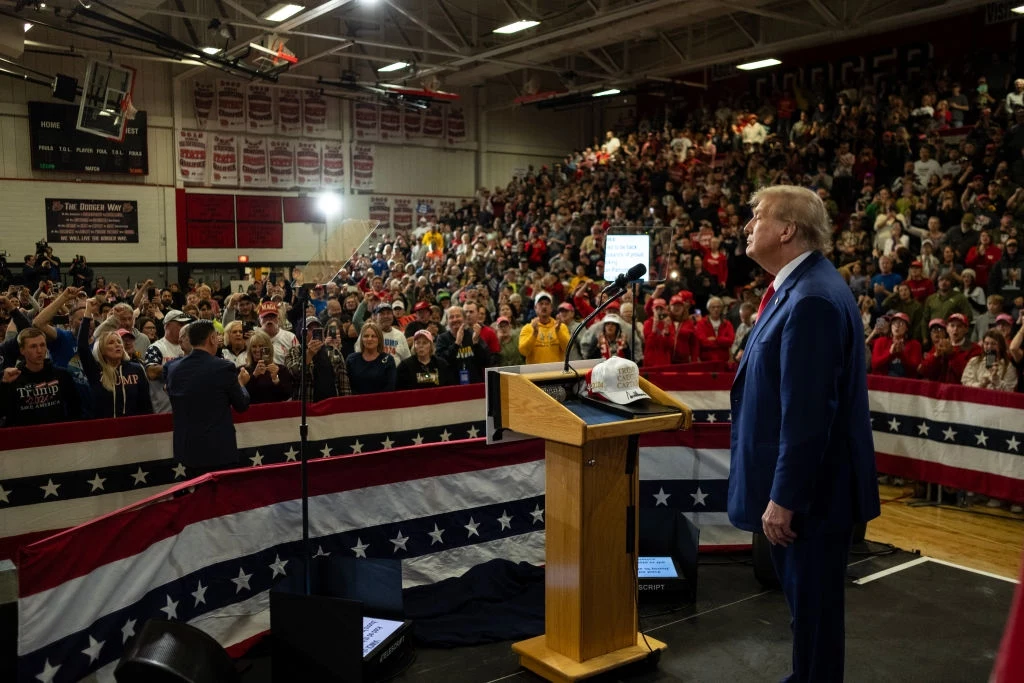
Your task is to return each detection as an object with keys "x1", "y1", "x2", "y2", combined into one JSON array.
[
  {"x1": 392, "y1": 197, "x2": 413, "y2": 229},
  {"x1": 193, "y1": 82, "x2": 214, "y2": 129},
  {"x1": 241, "y1": 137, "x2": 269, "y2": 188},
  {"x1": 321, "y1": 140, "x2": 345, "y2": 189},
  {"x1": 216, "y1": 80, "x2": 246, "y2": 130},
  {"x1": 303, "y1": 89, "x2": 328, "y2": 136},
  {"x1": 369, "y1": 195, "x2": 391, "y2": 228},
  {"x1": 351, "y1": 143, "x2": 375, "y2": 191},
  {"x1": 379, "y1": 103, "x2": 402, "y2": 141},
  {"x1": 246, "y1": 83, "x2": 275, "y2": 133},
  {"x1": 277, "y1": 87, "x2": 302, "y2": 136},
  {"x1": 269, "y1": 138, "x2": 296, "y2": 187},
  {"x1": 210, "y1": 134, "x2": 239, "y2": 187},
  {"x1": 353, "y1": 101, "x2": 379, "y2": 140},
  {"x1": 177, "y1": 130, "x2": 208, "y2": 183},
  {"x1": 422, "y1": 104, "x2": 444, "y2": 139},
  {"x1": 404, "y1": 107, "x2": 422, "y2": 139},
  {"x1": 446, "y1": 107, "x2": 466, "y2": 144},
  {"x1": 295, "y1": 140, "x2": 322, "y2": 187}
]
